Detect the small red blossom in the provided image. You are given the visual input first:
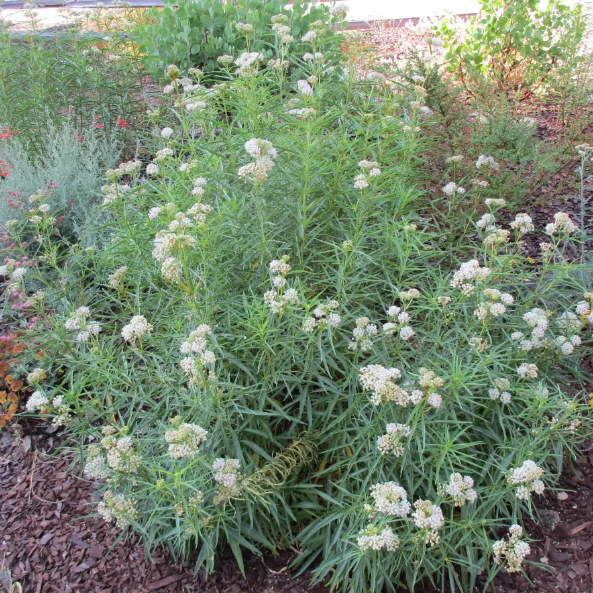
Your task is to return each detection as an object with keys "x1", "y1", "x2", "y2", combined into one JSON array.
[
  {"x1": 0, "y1": 127, "x2": 19, "y2": 140},
  {"x1": 116, "y1": 118, "x2": 129, "y2": 128}
]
